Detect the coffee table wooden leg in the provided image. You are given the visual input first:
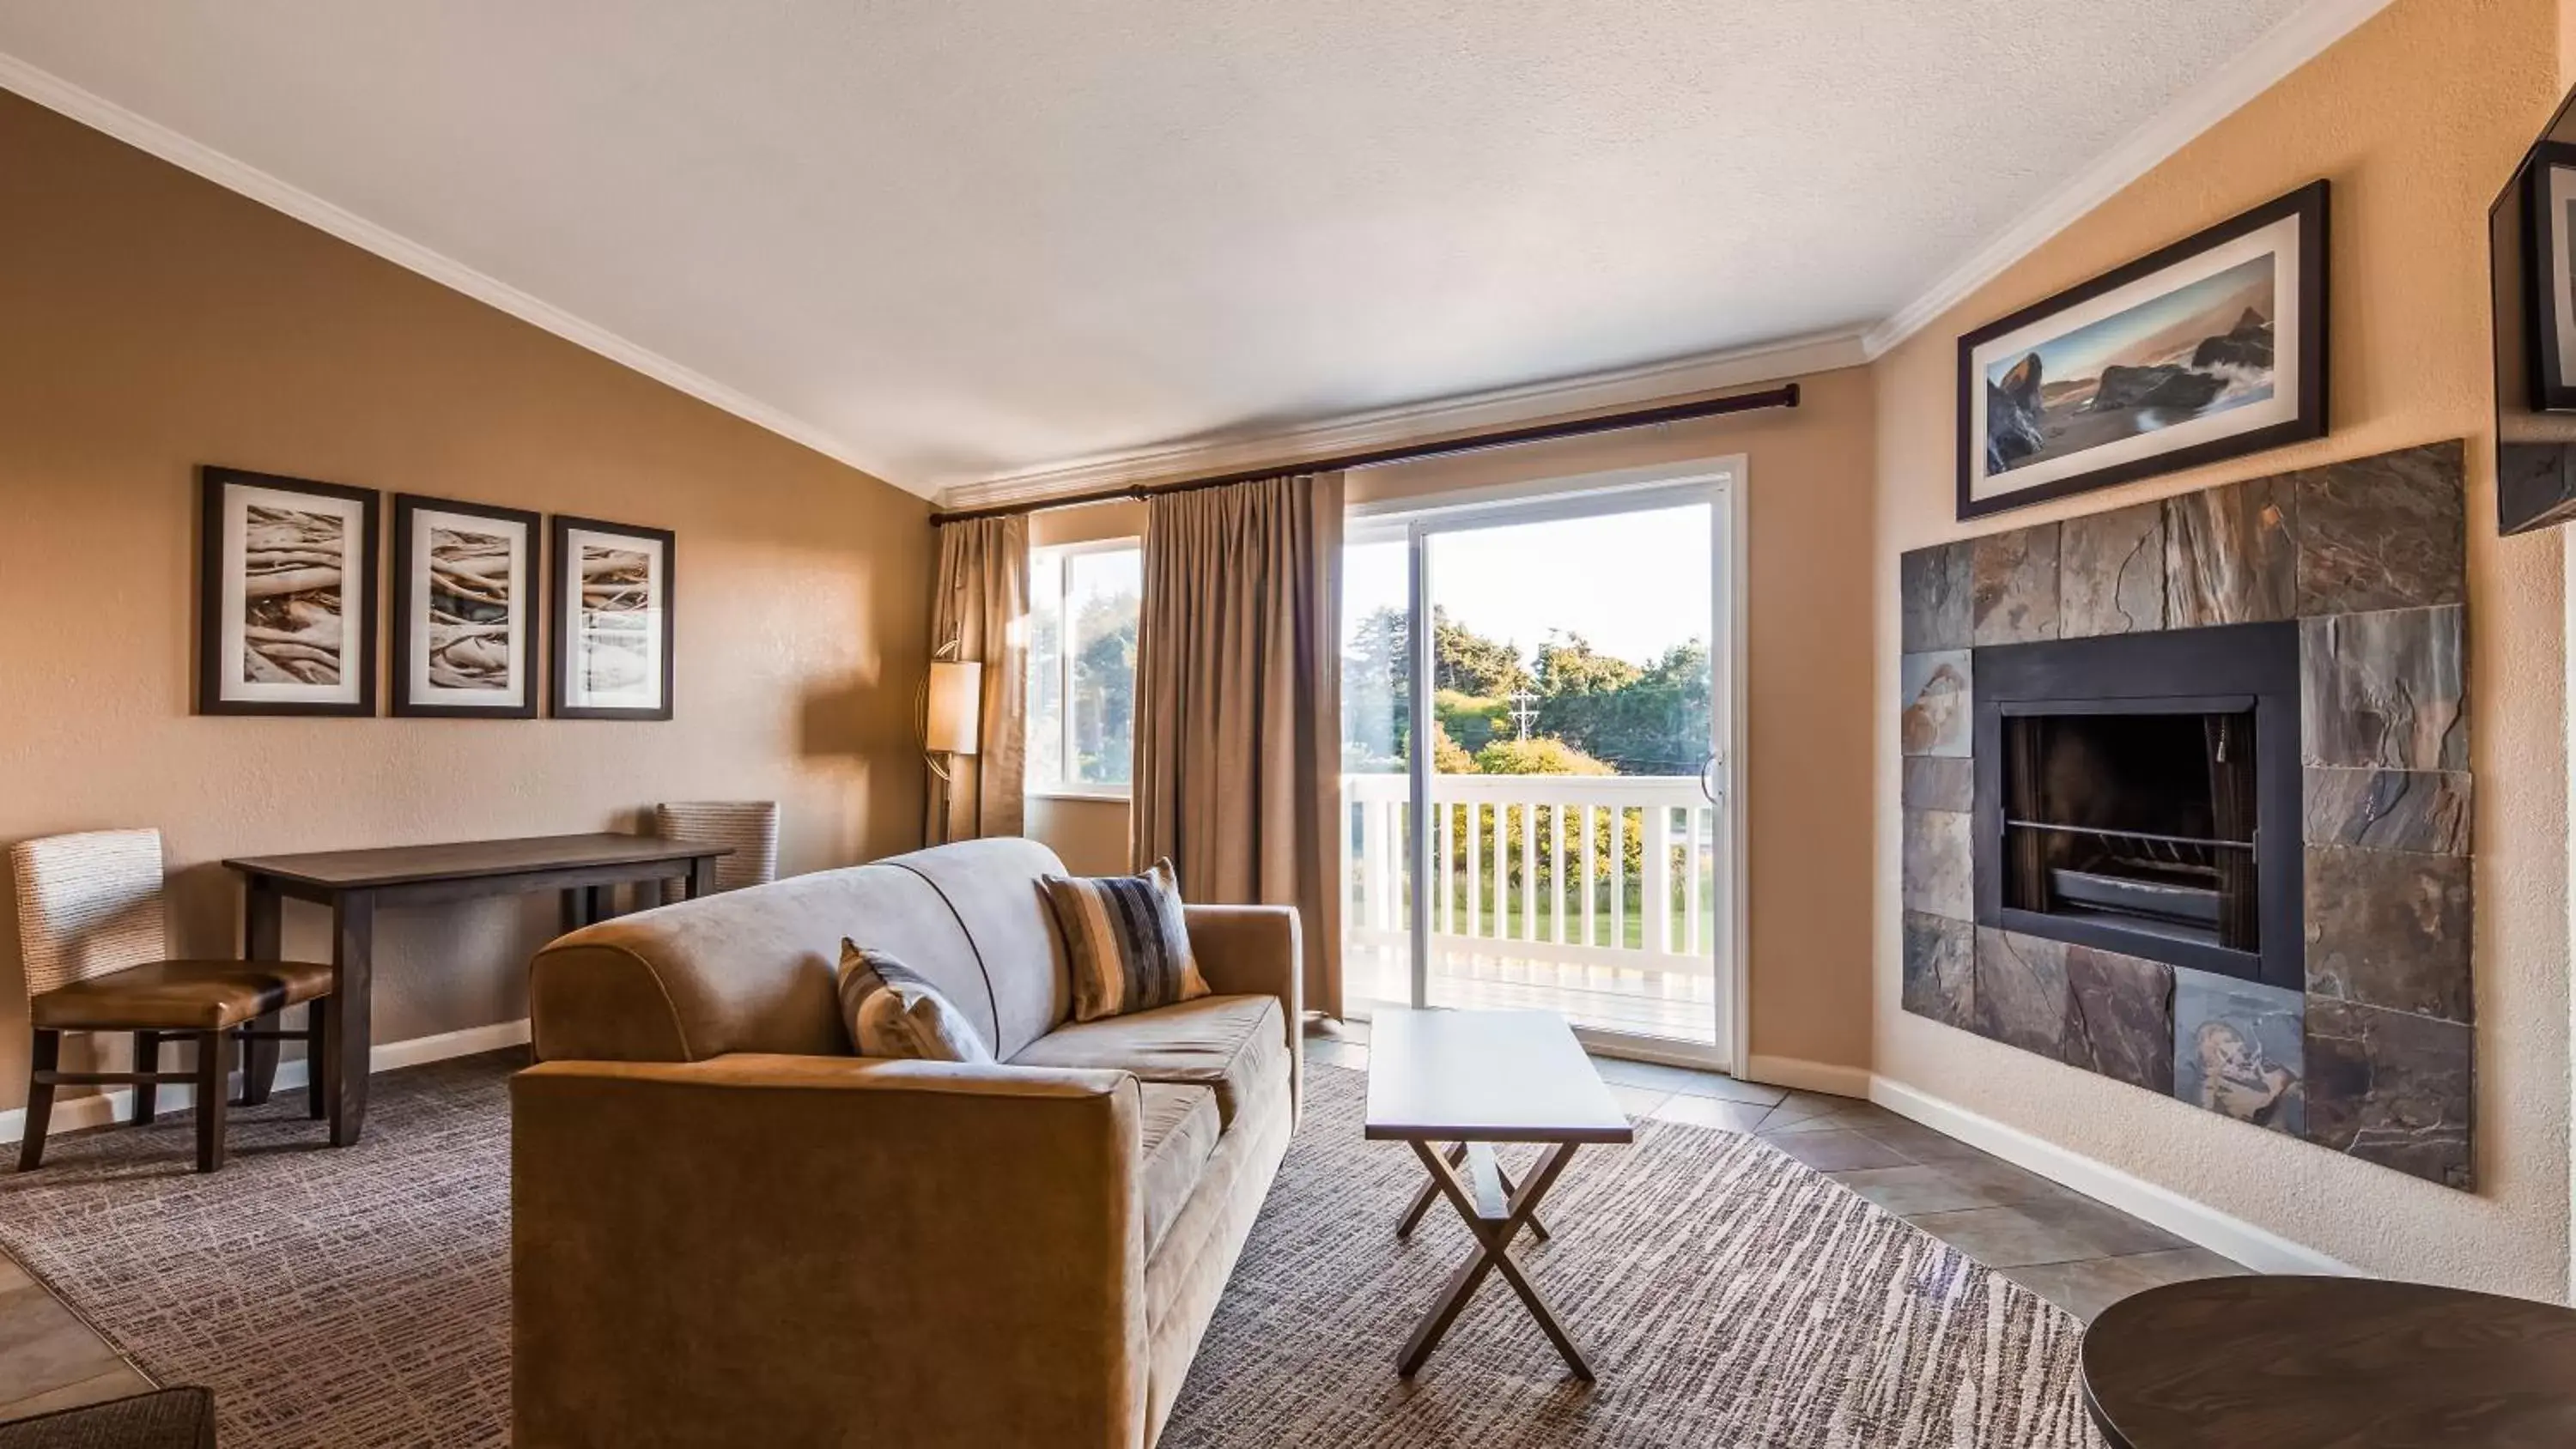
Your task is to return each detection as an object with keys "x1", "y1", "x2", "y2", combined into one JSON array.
[
  {"x1": 1395, "y1": 1139, "x2": 1589, "y2": 1379},
  {"x1": 1398, "y1": 1142, "x2": 1550, "y2": 1241}
]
